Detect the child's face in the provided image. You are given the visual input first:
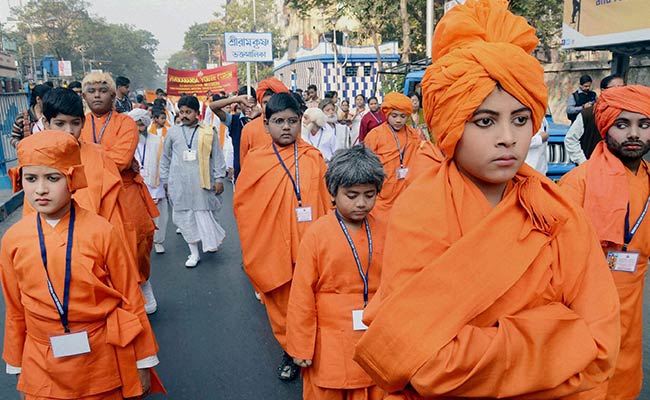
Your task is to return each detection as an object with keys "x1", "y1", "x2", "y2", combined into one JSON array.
[
  {"x1": 455, "y1": 87, "x2": 532, "y2": 195},
  {"x1": 333, "y1": 183, "x2": 378, "y2": 224},
  {"x1": 22, "y1": 165, "x2": 72, "y2": 219},
  {"x1": 388, "y1": 111, "x2": 408, "y2": 131},
  {"x1": 265, "y1": 109, "x2": 301, "y2": 147},
  {"x1": 82, "y1": 82, "x2": 115, "y2": 115},
  {"x1": 368, "y1": 99, "x2": 379, "y2": 112},
  {"x1": 178, "y1": 106, "x2": 198, "y2": 126},
  {"x1": 154, "y1": 114, "x2": 167, "y2": 128},
  {"x1": 44, "y1": 114, "x2": 84, "y2": 139}
]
